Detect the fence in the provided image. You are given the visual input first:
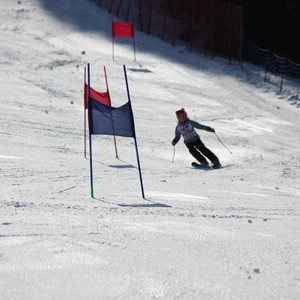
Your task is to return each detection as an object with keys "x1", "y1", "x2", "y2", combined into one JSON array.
[
  {"x1": 93, "y1": 0, "x2": 300, "y2": 89},
  {"x1": 242, "y1": 37, "x2": 300, "y2": 91},
  {"x1": 94, "y1": 0, "x2": 242, "y2": 60}
]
